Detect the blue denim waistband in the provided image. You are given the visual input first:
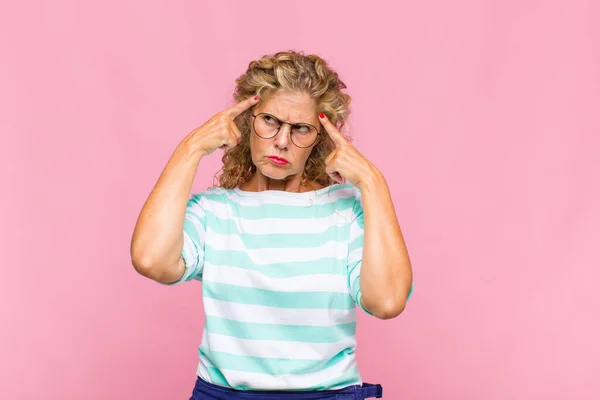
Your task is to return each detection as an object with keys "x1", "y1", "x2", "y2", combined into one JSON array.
[{"x1": 190, "y1": 376, "x2": 383, "y2": 399}]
